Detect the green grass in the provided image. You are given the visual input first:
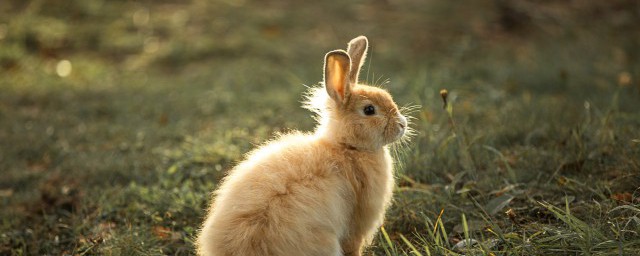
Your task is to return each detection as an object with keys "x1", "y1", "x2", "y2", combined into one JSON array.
[{"x1": 1, "y1": 0, "x2": 640, "y2": 255}]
